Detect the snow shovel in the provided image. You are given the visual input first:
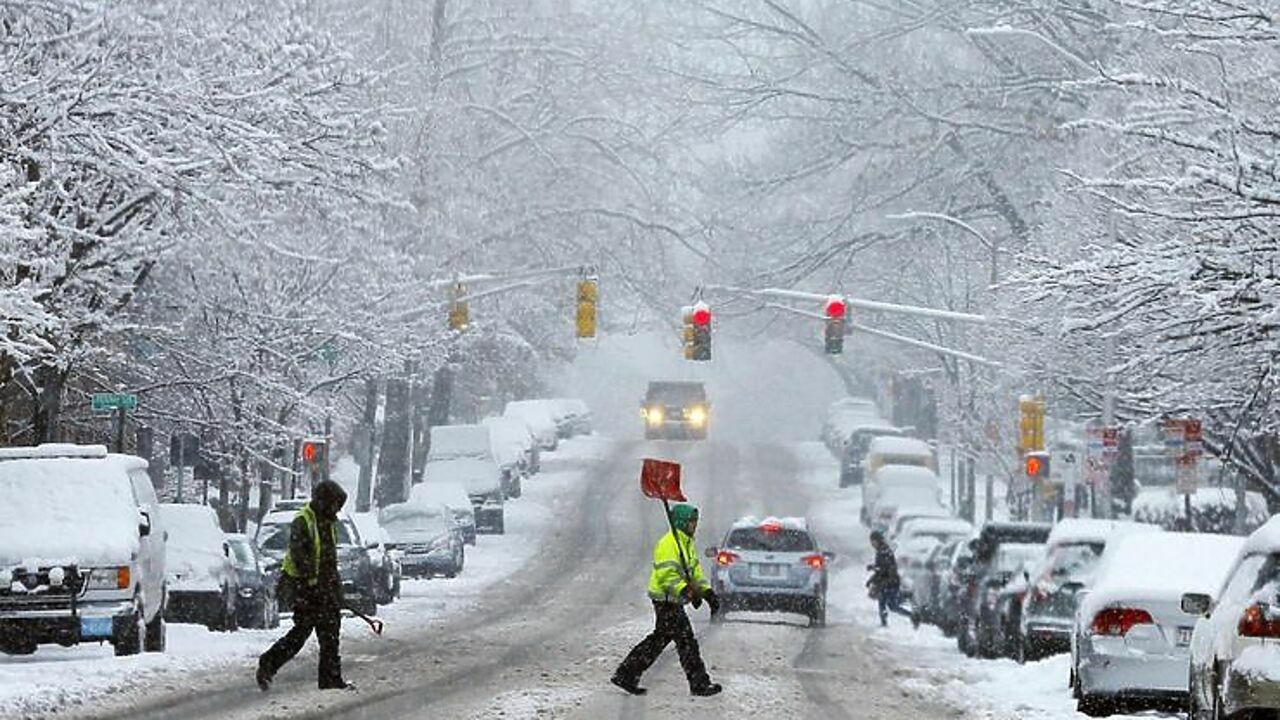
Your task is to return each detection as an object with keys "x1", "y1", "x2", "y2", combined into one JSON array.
[
  {"x1": 344, "y1": 605, "x2": 384, "y2": 635},
  {"x1": 640, "y1": 459, "x2": 698, "y2": 605}
]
